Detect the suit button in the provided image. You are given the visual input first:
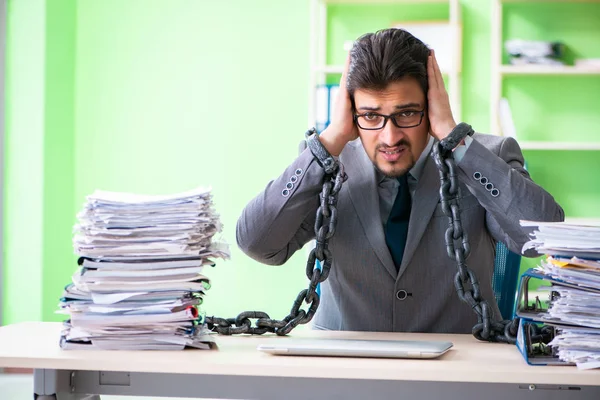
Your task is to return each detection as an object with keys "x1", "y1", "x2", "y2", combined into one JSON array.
[{"x1": 396, "y1": 290, "x2": 408, "y2": 301}]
